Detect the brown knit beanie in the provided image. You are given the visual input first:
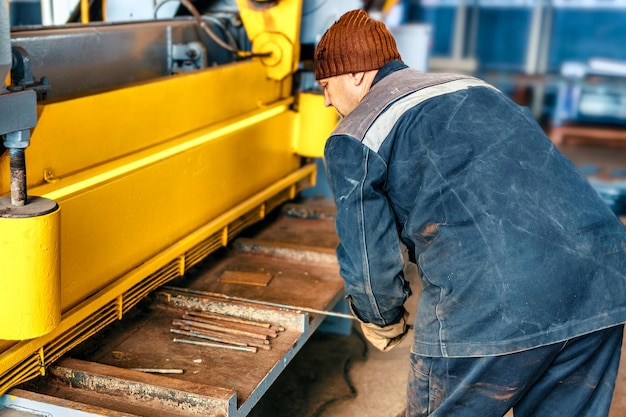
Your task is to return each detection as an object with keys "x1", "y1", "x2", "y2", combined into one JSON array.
[{"x1": 314, "y1": 9, "x2": 401, "y2": 80}]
